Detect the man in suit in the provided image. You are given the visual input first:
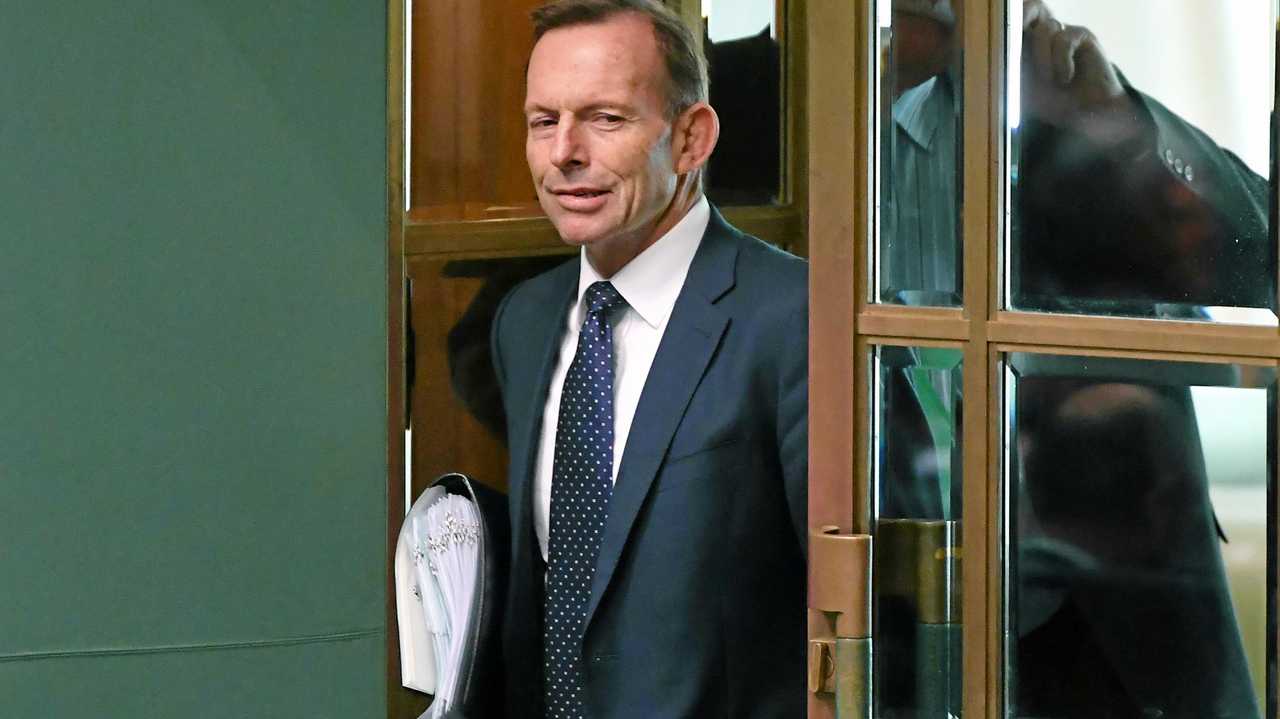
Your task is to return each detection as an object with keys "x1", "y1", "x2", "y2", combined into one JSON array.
[{"x1": 490, "y1": 1, "x2": 807, "y2": 717}]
